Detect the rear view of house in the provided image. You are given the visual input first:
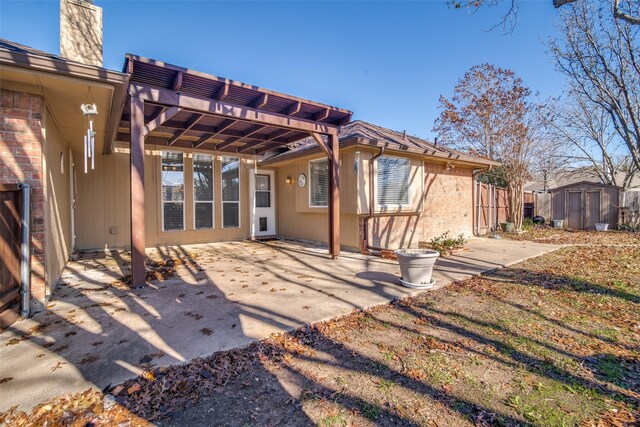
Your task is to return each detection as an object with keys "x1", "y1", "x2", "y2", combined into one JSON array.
[{"x1": 0, "y1": 0, "x2": 497, "y2": 328}]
